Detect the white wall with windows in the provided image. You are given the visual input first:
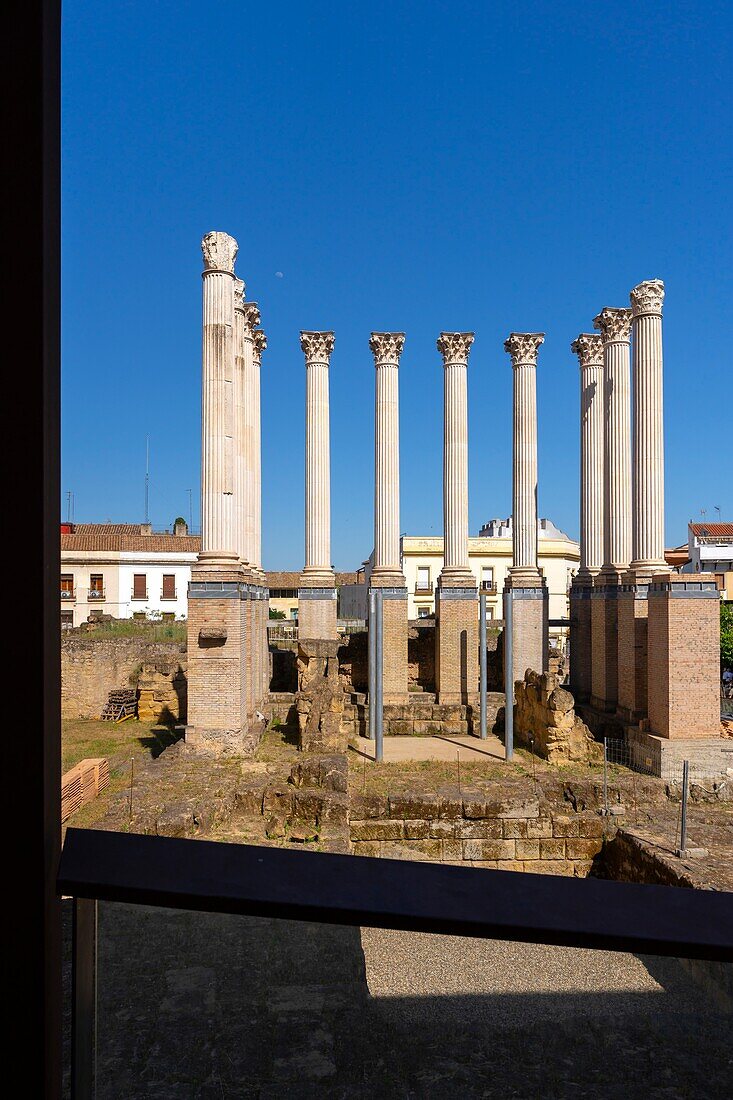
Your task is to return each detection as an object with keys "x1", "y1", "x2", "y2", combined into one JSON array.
[{"x1": 117, "y1": 554, "x2": 193, "y2": 620}]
